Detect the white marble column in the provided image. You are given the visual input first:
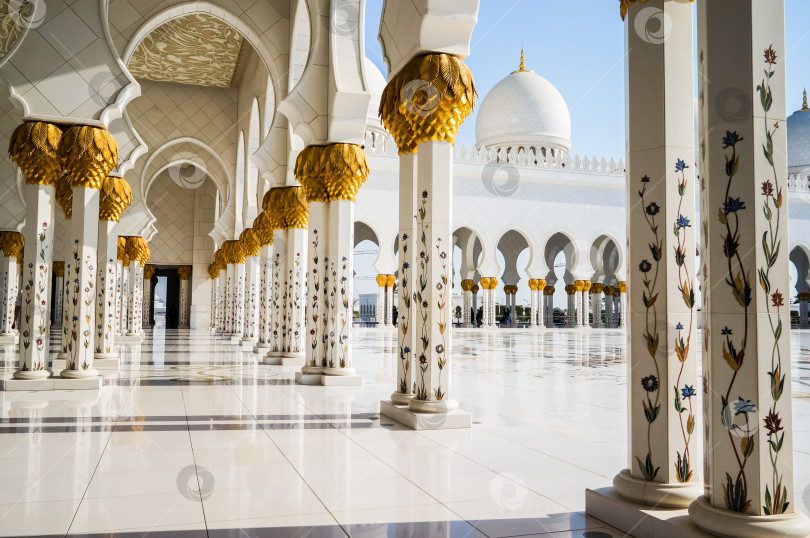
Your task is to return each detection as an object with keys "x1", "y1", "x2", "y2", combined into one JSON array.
[
  {"x1": 241, "y1": 253, "x2": 258, "y2": 341},
  {"x1": 61, "y1": 187, "x2": 100, "y2": 378},
  {"x1": 127, "y1": 253, "x2": 145, "y2": 336},
  {"x1": 267, "y1": 230, "x2": 286, "y2": 358},
  {"x1": 119, "y1": 260, "x2": 129, "y2": 336},
  {"x1": 178, "y1": 265, "x2": 191, "y2": 329},
  {"x1": 94, "y1": 221, "x2": 118, "y2": 359},
  {"x1": 0, "y1": 248, "x2": 20, "y2": 336},
  {"x1": 232, "y1": 262, "x2": 245, "y2": 338},
  {"x1": 616, "y1": 283, "x2": 626, "y2": 328},
  {"x1": 565, "y1": 285, "x2": 577, "y2": 328},
  {"x1": 392, "y1": 154, "x2": 417, "y2": 403},
  {"x1": 323, "y1": 200, "x2": 350, "y2": 373},
  {"x1": 15, "y1": 185, "x2": 55, "y2": 379},
  {"x1": 53, "y1": 262, "x2": 64, "y2": 329},
  {"x1": 376, "y1": 276, "x2": 386, "y2": 326},
  {"x1": 471, "y1": 285, "x2": 479, "y2": 324},
  {"x1": 217, "y1": 267, "x2": 227, "y2": 333},
  {"x1": 580, "y1": 281, "x2": 591, "y2": 328},
  {"x1": 142, "y1": 265, "x2": 154, "y2": 330},
  {"x1": 543, "y1": 287, "x2": 554, "y2": 328},
  {"x1": 590, "y1": 284, "x2": 603, "y2": 328},
  {"x1": 384, "y1": 276, "x2": 394, "y2": 327},
  {"x1": 480, "y1": 278, "x2": 497, "y2": 327},
  {"x1": 688, "y1": 2, "x2": 810, "y2": 535},
  {"x1": 304, "y1": 201, "x2": 327, "y2": 372},
  {"x1": 409, "y1": 140, "x2": 457, "y2": 412},
  {"x1": 611, "y1": 0, "x2": 700, "y2": 509},
  {"x1": 284, "y1": 227, "x2": 306, "y2": 361},
  {"x1": 461, "y1": 279, "x2": 473, "y2": 327},
  {"x1": 209, "y1": 271, "x2": 217, "y2": 331},
  {"x1": 257, "y1": 244, "x2": 273, "y2": 351}
]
